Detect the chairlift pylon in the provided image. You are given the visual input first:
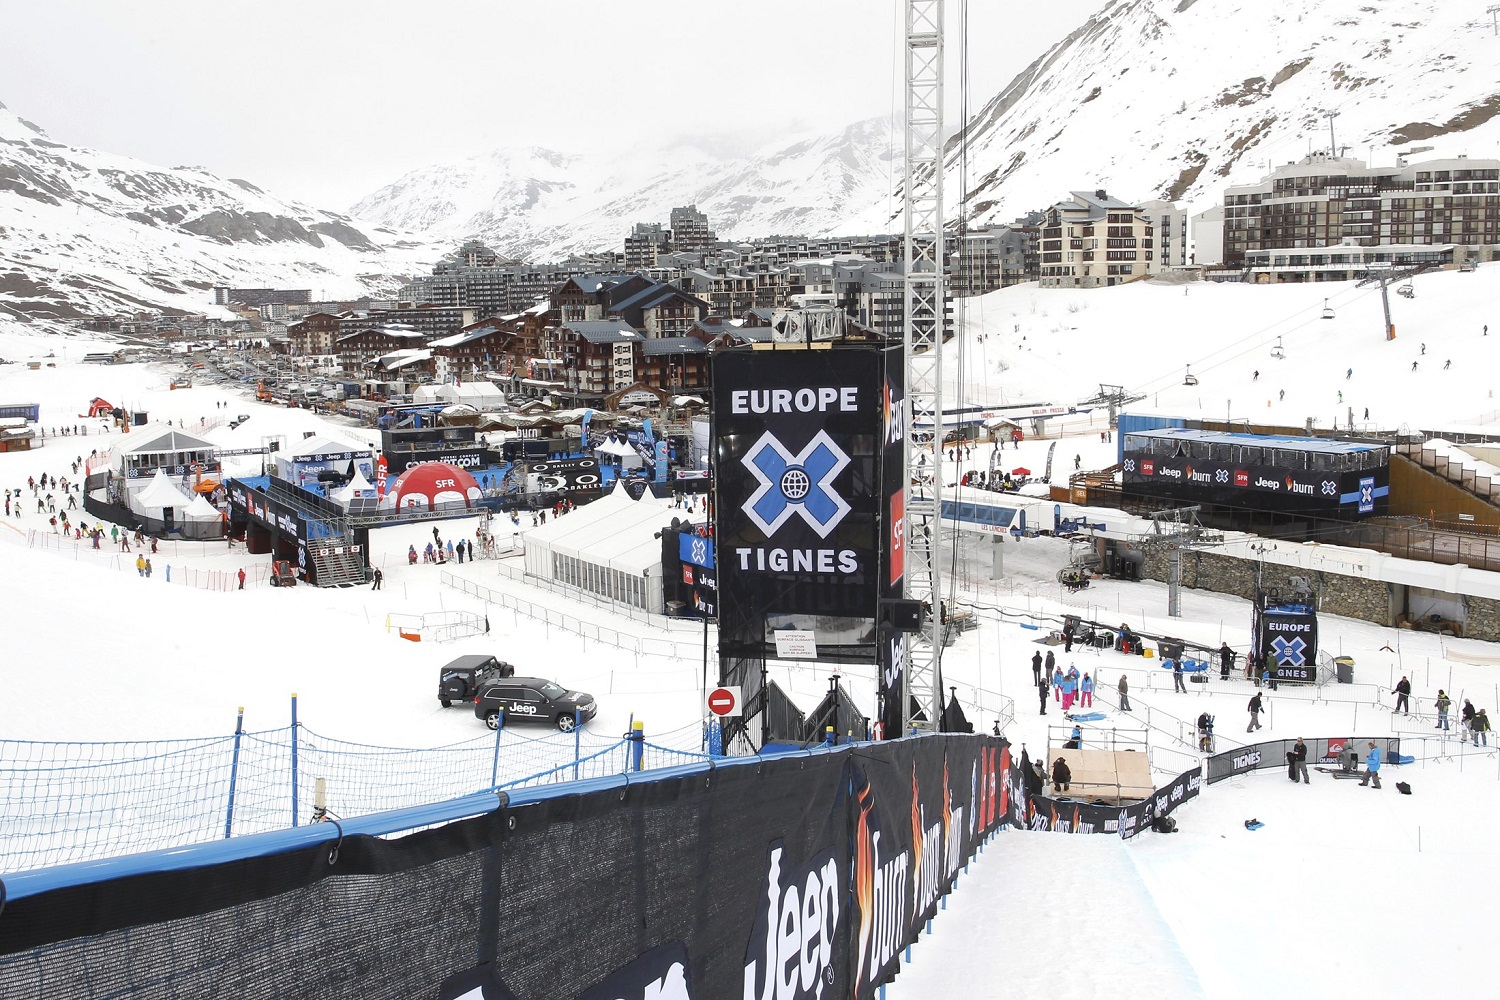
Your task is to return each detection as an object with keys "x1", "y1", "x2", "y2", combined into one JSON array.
[
  {"x1": 1183, "y1": 364, "x2": 1199, "y2": 386},
  {"x1": 1320, "y1": 298, "x2": 1336, "y2": 321},
  {"x1": 1270, "y1": 336, "x2": 1286, "y2": 360}
]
